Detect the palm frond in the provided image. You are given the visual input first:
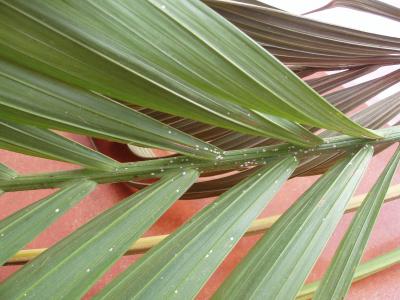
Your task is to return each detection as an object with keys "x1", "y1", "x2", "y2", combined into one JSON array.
[
  {"x1": 0, "y1": 170, "x2": 198, "y2": 299},
  {"x1": 0, "y1": 0, "x2": 379, "y2": 139},
  {"x1": 314, "y1": 145, "x2": 400, "y2": 299},
  {"x1": 96, "y1": 157, "x2": 297, "y2": 299},
  {"x1": 0, "y1": 0, "x2": 399, "y2": 299},
  {"x1": 214, "y1": 146, "x2": 373, "y2": 299}
]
